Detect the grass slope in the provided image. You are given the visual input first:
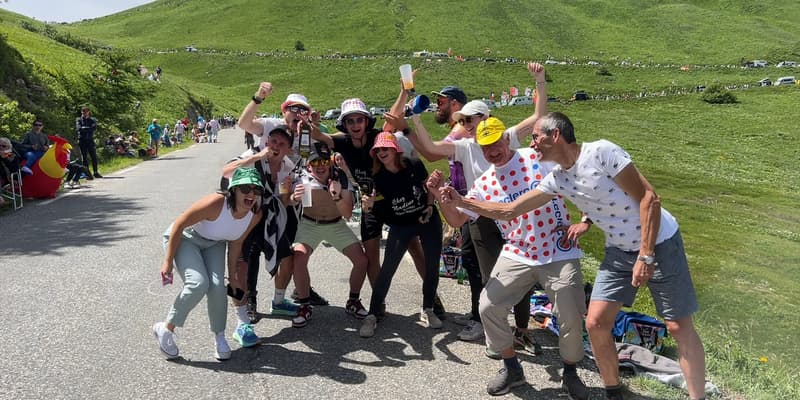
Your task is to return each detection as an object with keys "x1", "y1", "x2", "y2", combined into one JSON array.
[{"x1": 64, "y1": 0, "x2": 800, "y2": 63}]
